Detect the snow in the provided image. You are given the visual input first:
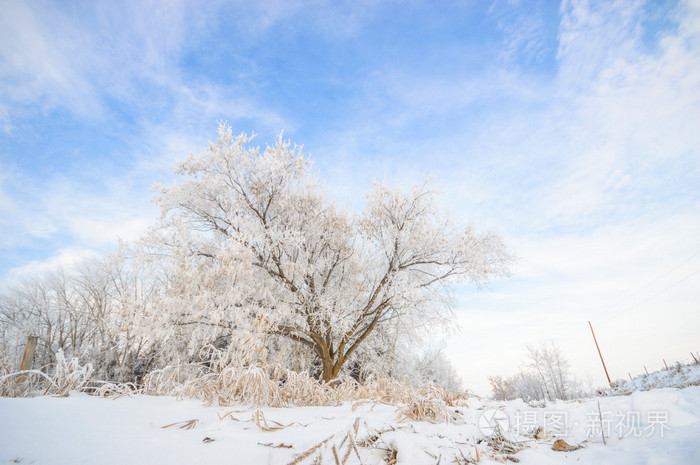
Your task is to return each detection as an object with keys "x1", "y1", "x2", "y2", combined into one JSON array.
[
  {"x1": 602, "y1": 363, "x2": 700, "y2": 396},
  {"x1": 2, "y1": 386, "x2": 700, "y2": 464}
]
